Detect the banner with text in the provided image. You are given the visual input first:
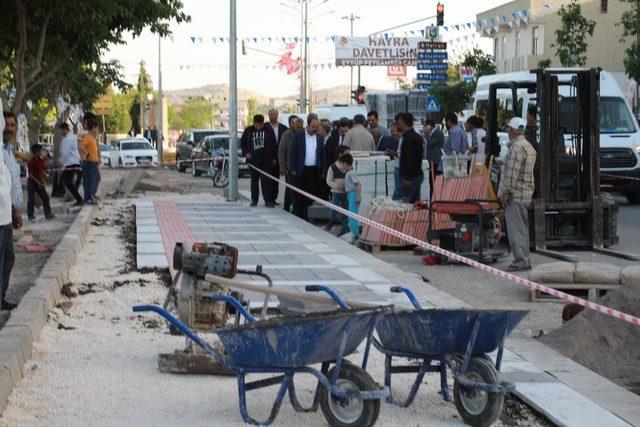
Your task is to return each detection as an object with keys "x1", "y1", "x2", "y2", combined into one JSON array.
[{"x1": 334, "y1": 36, "x2": 422, "y2": 66}]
